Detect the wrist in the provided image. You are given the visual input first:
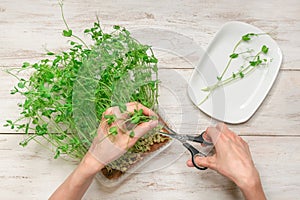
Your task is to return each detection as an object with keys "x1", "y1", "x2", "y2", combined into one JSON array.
[
  {"x1": 238, "y1": 170, "x2": 266, "y2": 200},
  {"x1": 238, "y1": 168, "x2": 260, "y2": 188},
  {"x1": 79, "y1": 152, "x2": 105, "y2": 177}
]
